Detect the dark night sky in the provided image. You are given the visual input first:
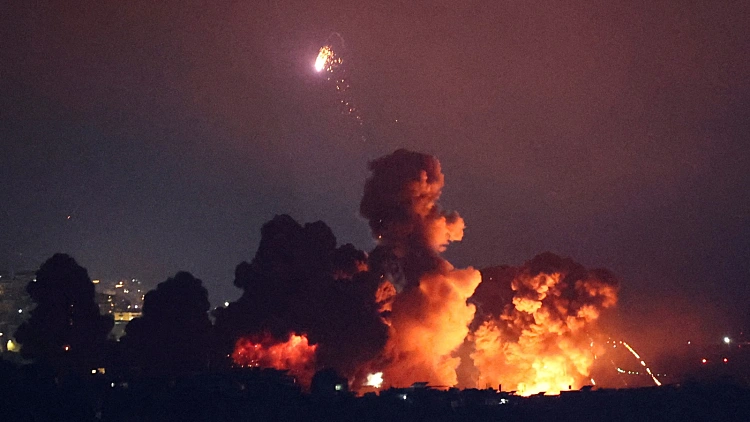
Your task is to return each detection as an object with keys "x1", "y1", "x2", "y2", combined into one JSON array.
[{"x1": 2, "y1": 1, "x2": 749, "y2": 347}]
